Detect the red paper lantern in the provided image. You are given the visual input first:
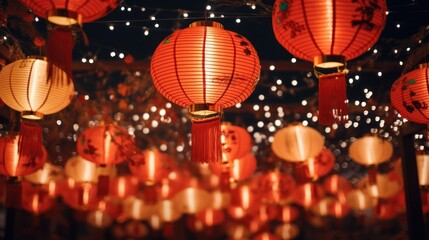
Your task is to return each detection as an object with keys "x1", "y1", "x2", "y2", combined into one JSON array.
[
  {"x1": 196, "y1": 209, "x2": 225, "y2": 227},
  {"x1": 323, "y1": 174, "x2": 352, "y2": 196},
  {"x1": 21, "y1": 181, "x2": 54, "y2": 214},
  {"x1": 294, "y1": 148, "x2": 335, "y2": 183},
  {"x1": 109, "y1": 175, "x2": 139, "y2": 199},
  {"x1": 277, "y1": 205, "x2": 300, "y2": 223},
  {"x1": 221, "y1": 123, "x2": 252, "y2": 161},
  {"x1": 390, "y1": 65, "x2": 429, "y2": 123},
  {"x1": 151, "y1": 21, "x2": 260, "y2": 163},
  {"x1": 129, "y1": 148, "x2": 174, "y2": 185},
  {"x1": 254, "y1": 170, "x2": 295, "y2": 204},
  {"x1": 272, "y1": 0, "x2": 386, "y2": 124},
  {"x1": 60, "y1": 178, "x2": 98, "y2": 211},
  {"x1": 209, "y1": 152, "x2": 257, "y2": 183},
  {"x1": 292, "y1": 183, "x2": 324, "y2": 209}
]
